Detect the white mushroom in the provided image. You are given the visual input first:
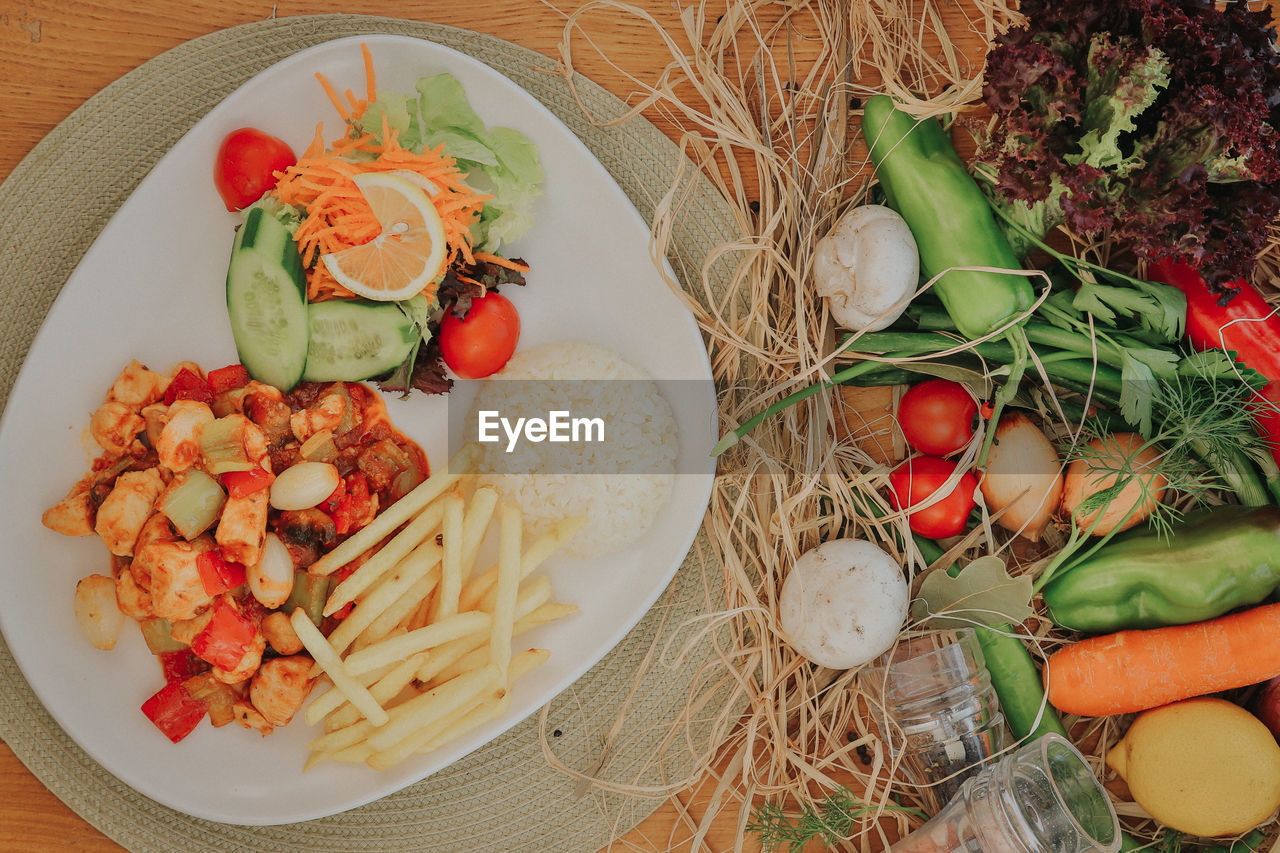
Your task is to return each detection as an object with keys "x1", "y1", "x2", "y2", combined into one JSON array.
[
  {"x1": 813, "y1": 204, "x2": 919, "y2": 331},
  {"x1": 778, "y1": 538, "x2": 909, "y2": 669}
]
